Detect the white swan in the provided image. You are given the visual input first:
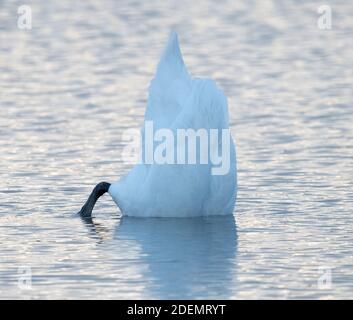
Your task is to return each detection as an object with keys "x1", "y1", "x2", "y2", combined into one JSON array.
[{"x1": 78, "y1": 31, "x2": 237, "y2": 218}]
